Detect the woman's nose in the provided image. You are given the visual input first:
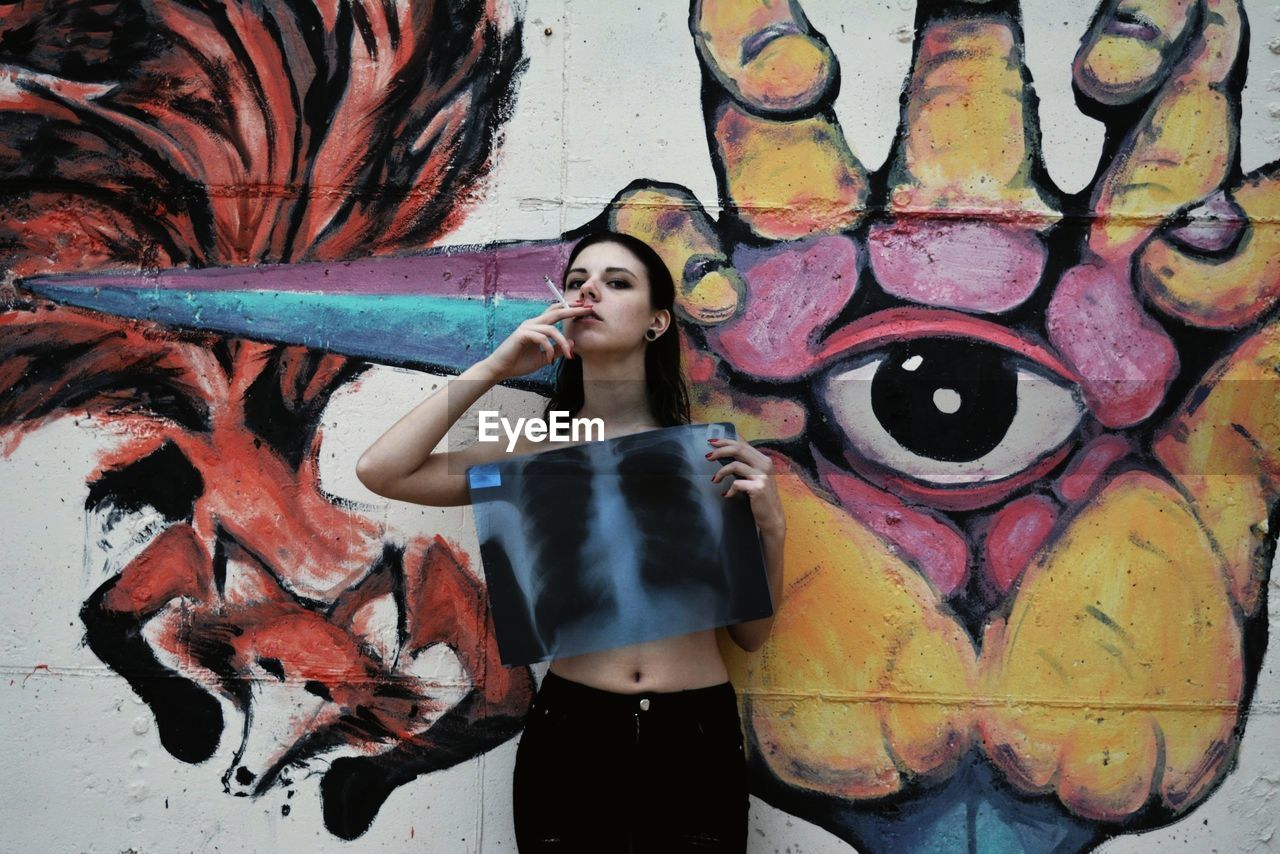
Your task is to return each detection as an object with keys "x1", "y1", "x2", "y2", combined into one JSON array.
[{"x1": 578, "y1": 278, "x2": 601, "y2": 301}]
